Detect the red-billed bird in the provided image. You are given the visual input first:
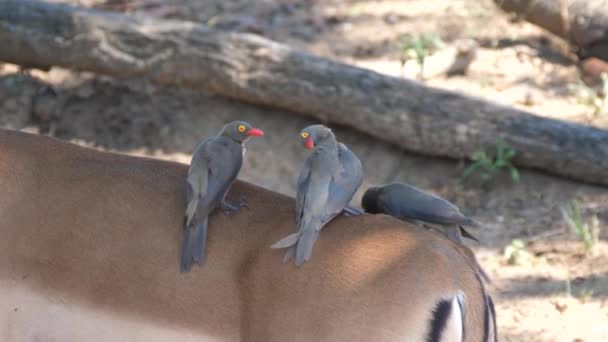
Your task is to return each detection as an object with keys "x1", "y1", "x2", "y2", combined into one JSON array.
[
  {"x1": 272, "y1": 125, "x2": 363, "y2": 266},
  {"x1": 181, "y1": 120, "x2": 264, "y2": 272}
]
